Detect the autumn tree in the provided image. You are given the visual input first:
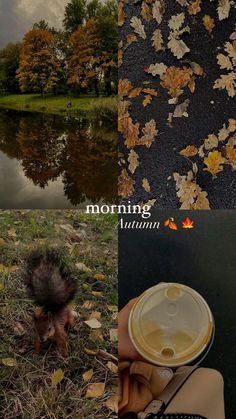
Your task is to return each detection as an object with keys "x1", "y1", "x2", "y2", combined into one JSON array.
[
  {"x1": 63, "y1": 0, "x2": 87, "y2": 34},
  {"x1": 68, "y1": 19, "x2": 102, "y2": 96},
  {"x1": 0, "y1": 42, "x2": 22, "y2": 92},
  {"x1": 17, "y1": 28, "x2": 62, "y2": 96}
]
